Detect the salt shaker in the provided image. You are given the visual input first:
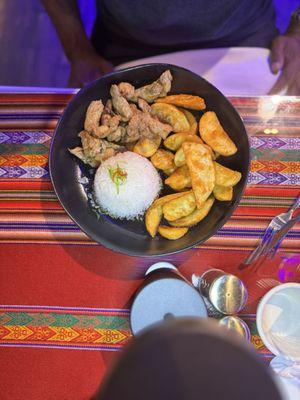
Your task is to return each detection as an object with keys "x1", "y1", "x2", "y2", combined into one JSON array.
[
  {"x1": 192, "y1": 268, "x2": 248, "y2": 315},
  {"x1": 219, "y1": 316, "x2": 251, "y2": 341}
]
